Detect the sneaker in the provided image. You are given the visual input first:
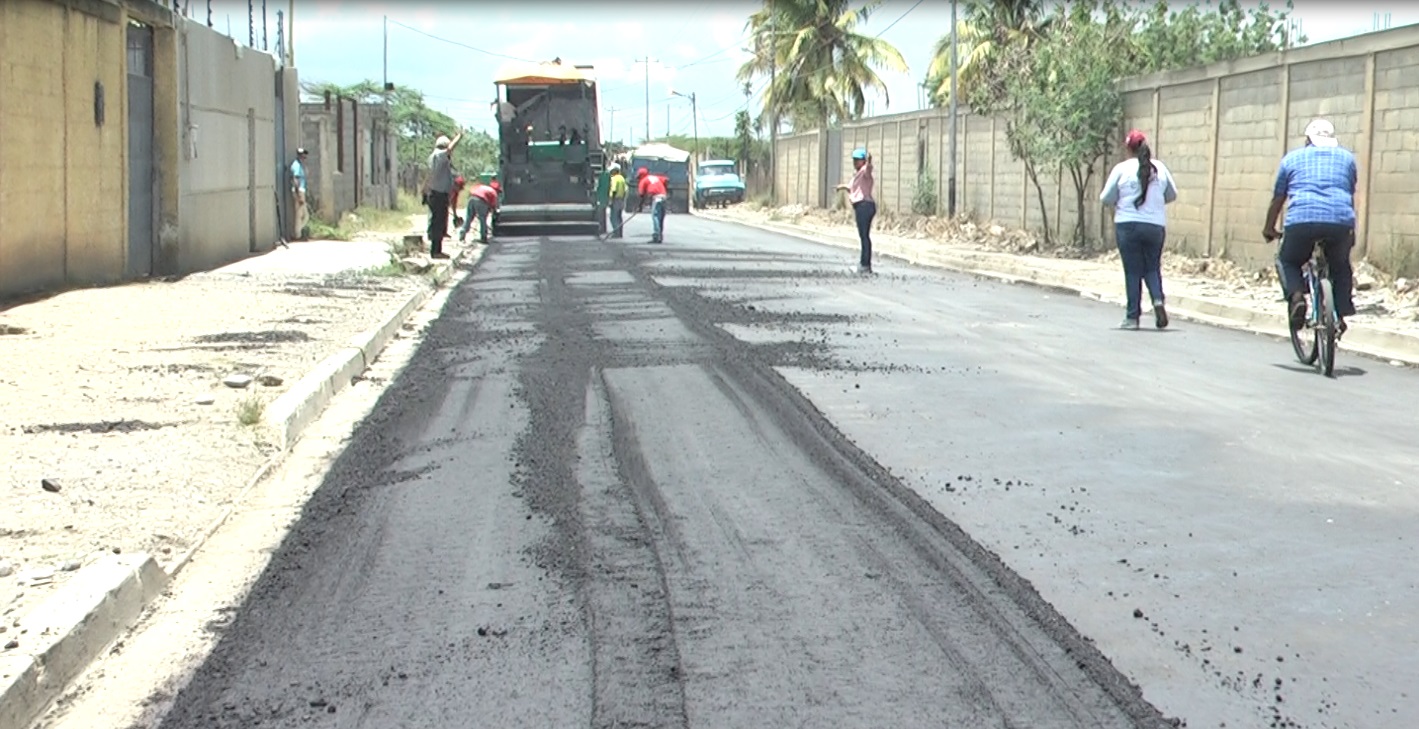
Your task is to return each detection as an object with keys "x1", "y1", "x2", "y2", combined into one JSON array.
[
  {"x1": 1119, "y1": 318, "x2": 1140, "y2": 331},
  {"x1": 857, "y1": 264, "x2": 873, "y2": 276},
  {"x1": 1153, "y1": 302, "x2": 1169, "y2": 329},
  {"x1": 431, "y1": 252, "x2": 450, "y2": 260},
  {"x1": 1288, "y1": 295, "x2": 1308, "y2": 331}
]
